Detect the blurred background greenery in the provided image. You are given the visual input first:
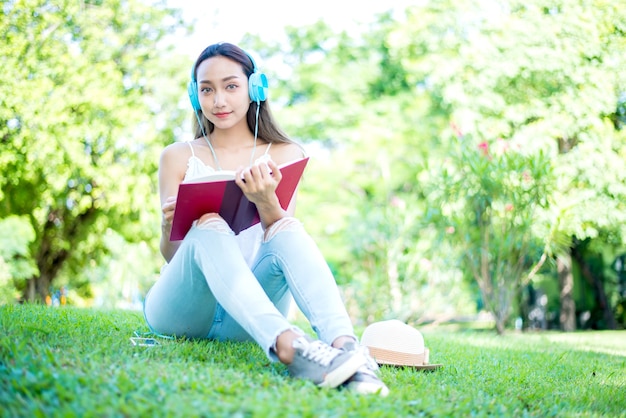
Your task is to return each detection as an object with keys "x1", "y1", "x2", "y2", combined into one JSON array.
[{"x1": 1, "y1": 0, "x2": 625, "y2": 333}]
